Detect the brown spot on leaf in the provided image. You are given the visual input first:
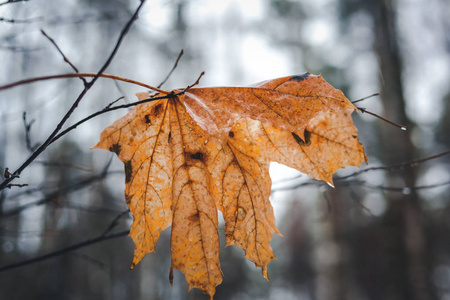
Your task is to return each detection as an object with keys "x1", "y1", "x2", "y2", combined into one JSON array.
[
  {"x1": 109, "y1": 143, "x2": 121, "y2": 155},
  {"x1": 189, "y1": 212, "x2": 200, "y2": 221},
  {"x1": 292, "y1": 130, "x2": 311, "y2": 146},
  {"x1": 168, "y1": 131, "x2": 171, "y2": 143},
  {"x1": 153, "y1": 103, "x2": 163, "y2": 116},
  {"x1": 124, "y1": 160, "x2": 133, "y2": 183},
  {"x1": 228, "y1": 131, "x2": 234, "y2": 138},
  {"x1": 190, "y1": 152, "x2": 204, "y2": 161},
  {"x1": 144, "y1": 114, "x2": 151, "y2": 124}
]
